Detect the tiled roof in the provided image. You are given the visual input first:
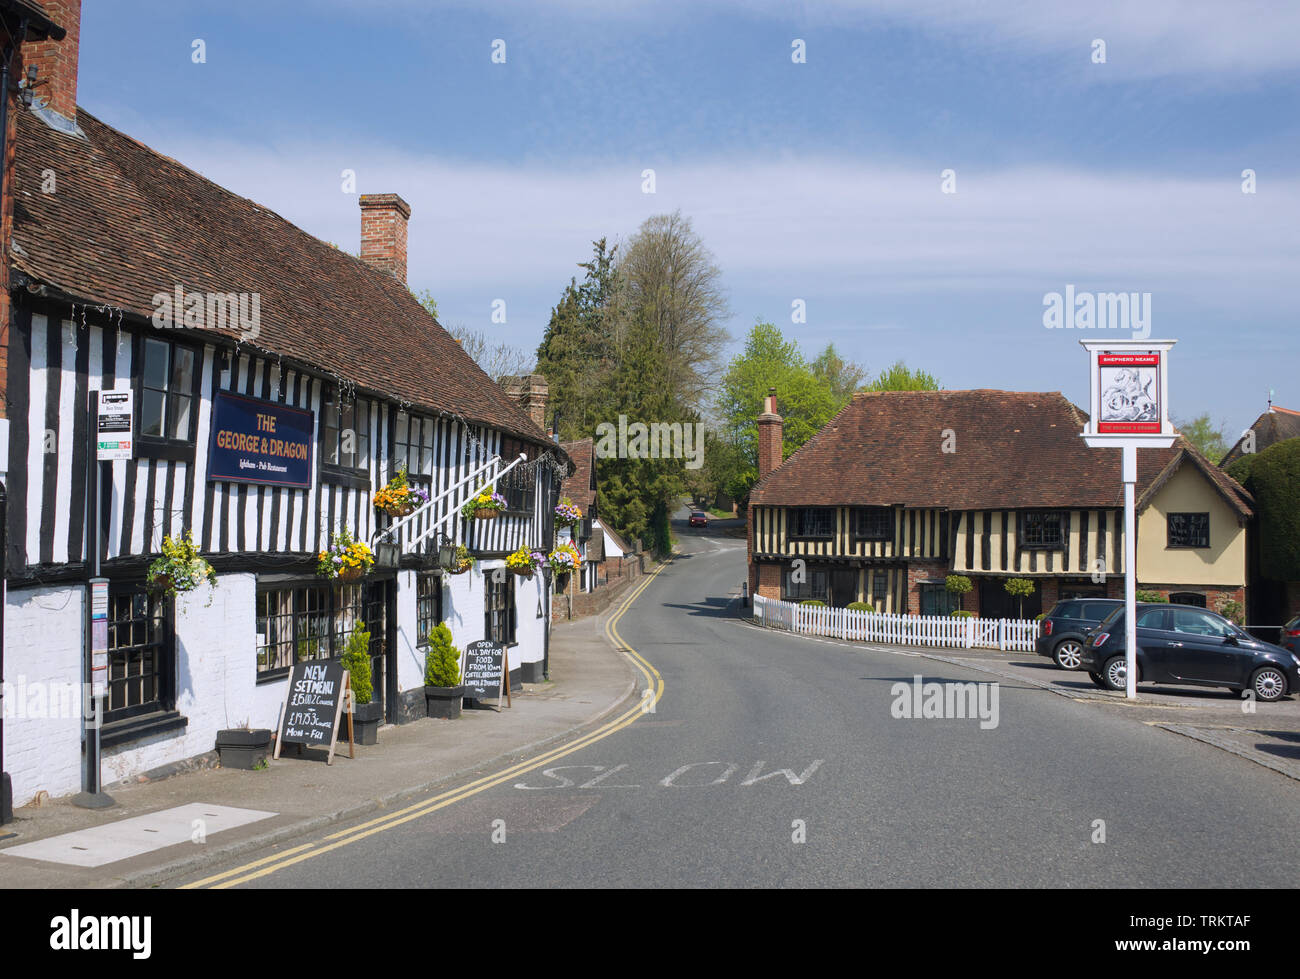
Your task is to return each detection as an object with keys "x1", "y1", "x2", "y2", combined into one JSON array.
[
  {"x1": 1221, "y1": 407, "x2": 1300, "y2": 469},
  {"x1": 751, "y1": 389, "x2": 1252, "y2": 517},
  {"x1": 559, "y1": 438, "x2": 596, "y2": 507},
  {"x1": 11, "y1": 107, "x2": 552, "y2": 448}
]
